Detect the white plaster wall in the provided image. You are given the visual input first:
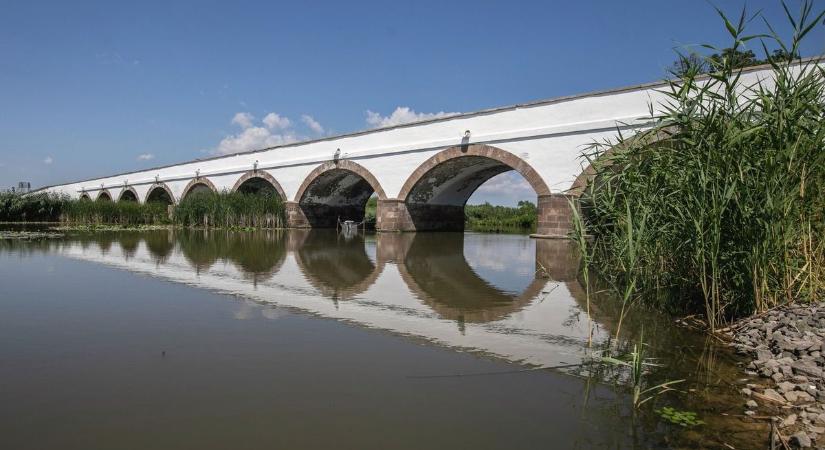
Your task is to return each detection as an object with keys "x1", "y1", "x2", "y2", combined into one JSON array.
[{"x1": 39, "y1": 63, "x2": 811, "y2": 202}]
